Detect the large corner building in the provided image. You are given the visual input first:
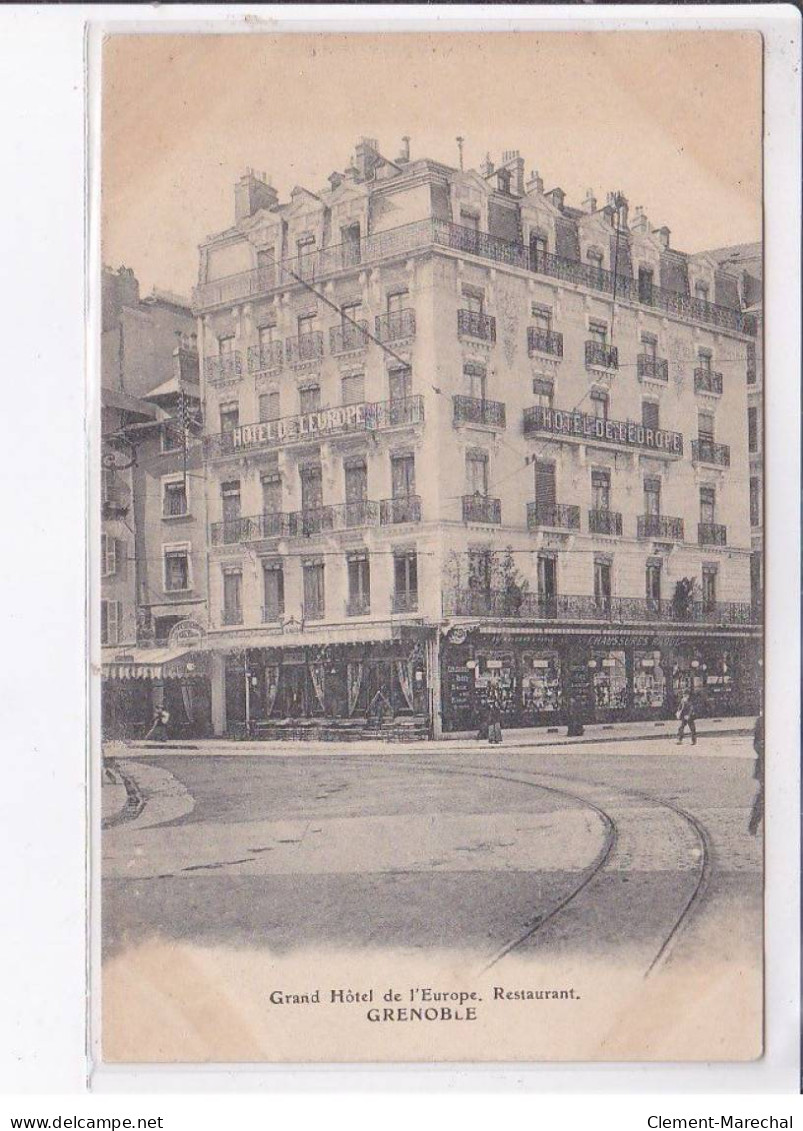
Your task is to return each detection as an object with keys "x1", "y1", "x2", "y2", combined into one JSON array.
[{"x1": 193, "y1": 138, "x2": 761, "y2": 739}]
